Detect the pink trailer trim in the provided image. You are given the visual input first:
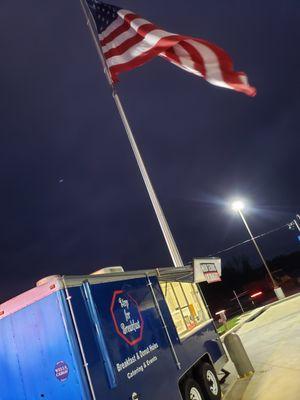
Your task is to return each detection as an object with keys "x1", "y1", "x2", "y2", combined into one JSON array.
[{"x1": 0, "y1": 276, "x2": 63, "y2": 320}]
